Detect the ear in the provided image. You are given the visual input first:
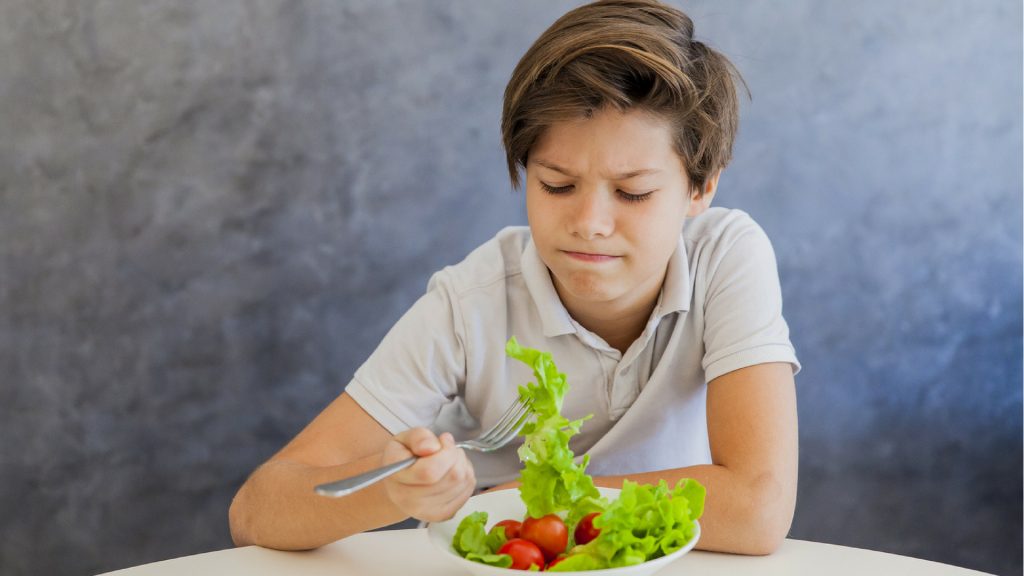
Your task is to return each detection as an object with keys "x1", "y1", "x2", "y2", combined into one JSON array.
[{"x1": 686, "y1": 169, "x2": 721, "y2": 217}]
